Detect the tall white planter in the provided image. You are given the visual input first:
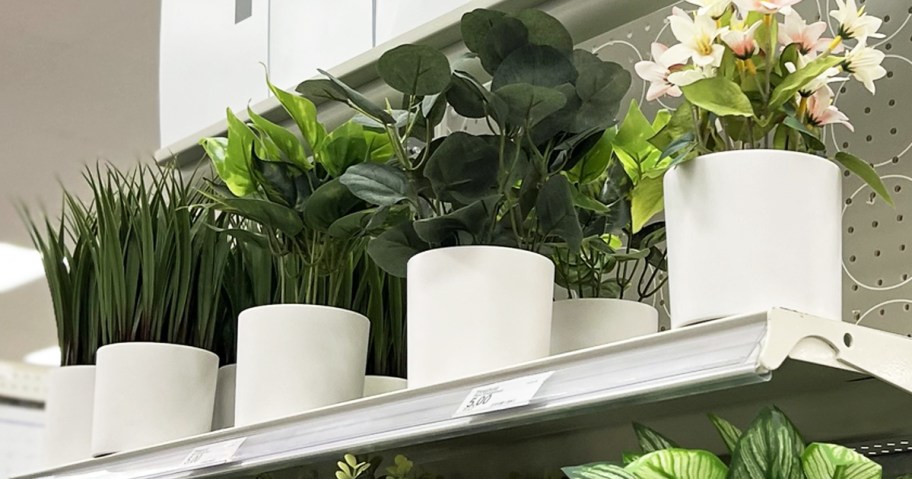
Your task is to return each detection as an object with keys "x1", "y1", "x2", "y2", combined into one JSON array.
[
  {"x1": 363, "y1": 375, "x2": 407, "y2": 397},
  {"x1": 550, "y1": 299, "x2": 658, "y2": 354},
  {"x1": 408, "y1": 246, "x2": 553, "y2": 388},
  {"x1": 44, "y1": 366, "x2": 95, "y2": 466},
  {"x1": 211, "y1": 364, "x2": 236, "y2": 430},
  {"x1": 663, "y1": 150, "x2": 842, "y2": 327},
  {"x1": 235, "y1": 304, "x2": 369, "y2": 426},
  {"x1": 91, "y1": 343, "x2": 218, "y2": 456}
]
